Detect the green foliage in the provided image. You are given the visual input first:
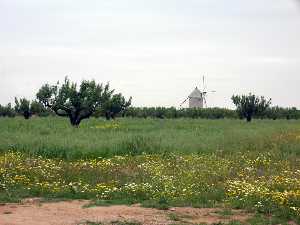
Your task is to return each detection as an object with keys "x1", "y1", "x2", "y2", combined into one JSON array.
[
  {"x1": 123, "y1": 106, "x2": 300, "y2": 120},
  {"x1": 1, "y1": 117, "x2": 300, "y2": 159},
  {"x1": 100, "y1": 93, "x2": 132, "y2": 120},
  {"x1": 84, "y1": 199, "x2": 135, "y2": 208},
  {"x1": 124, "y1": 107, "x2": 238, "y2": 119},
  {"x1": 246, "y1": 214, "x2": 291, "y2": 225},
  {"x1": 14, "y1": 98, "x2": 50, "y2": 119},
  {"x1": 15, "y1": 97, "x2": 32, "y2": 119},
  {"x1": 141, "y1": 198, "x2": 170, "y2": 210},
  {"x1": 232, "y1": 94, "x2": 272, "y2": 122},
  {"x1": 264, "y1": 106, "x2": 300, "y2": 120},
  {"x1": 0, "y1": 103, "x2": 15, "y2": 117},
  {"x1": 227, "y1": 221, "x2": 243, "y2": 225},
  {"x1": 168, "y1": 213, "x2": 181, "y2": 221},
  {"x1": 216, "y1": 208, "x2": 234, "y2": 217},
  {"x1": 30, "y1": 100, "x2": 51, "y2": 117},
  {"x1": 36, "y1": 77, "x2": 113, "y2": 126}
]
